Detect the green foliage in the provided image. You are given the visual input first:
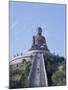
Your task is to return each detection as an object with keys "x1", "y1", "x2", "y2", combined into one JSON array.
[
  {"x1": 44, "y1": 54, "x2": 66, "y2": 86},
  {"x1": 10, "y1": 53, "x2": 66, "y2": 88},
  {"x1": 19, "y1": 73, "x2": 27, "y2": 88},
  {"x1": 46, "y1": 61, "x2": 56, "y2": 75},
  {"x1": 52, "y1": 69, "x2": 66, "y2": 86},
  {"x1": 9, "y1": 61, "x2": 31, "y2": 88}
]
